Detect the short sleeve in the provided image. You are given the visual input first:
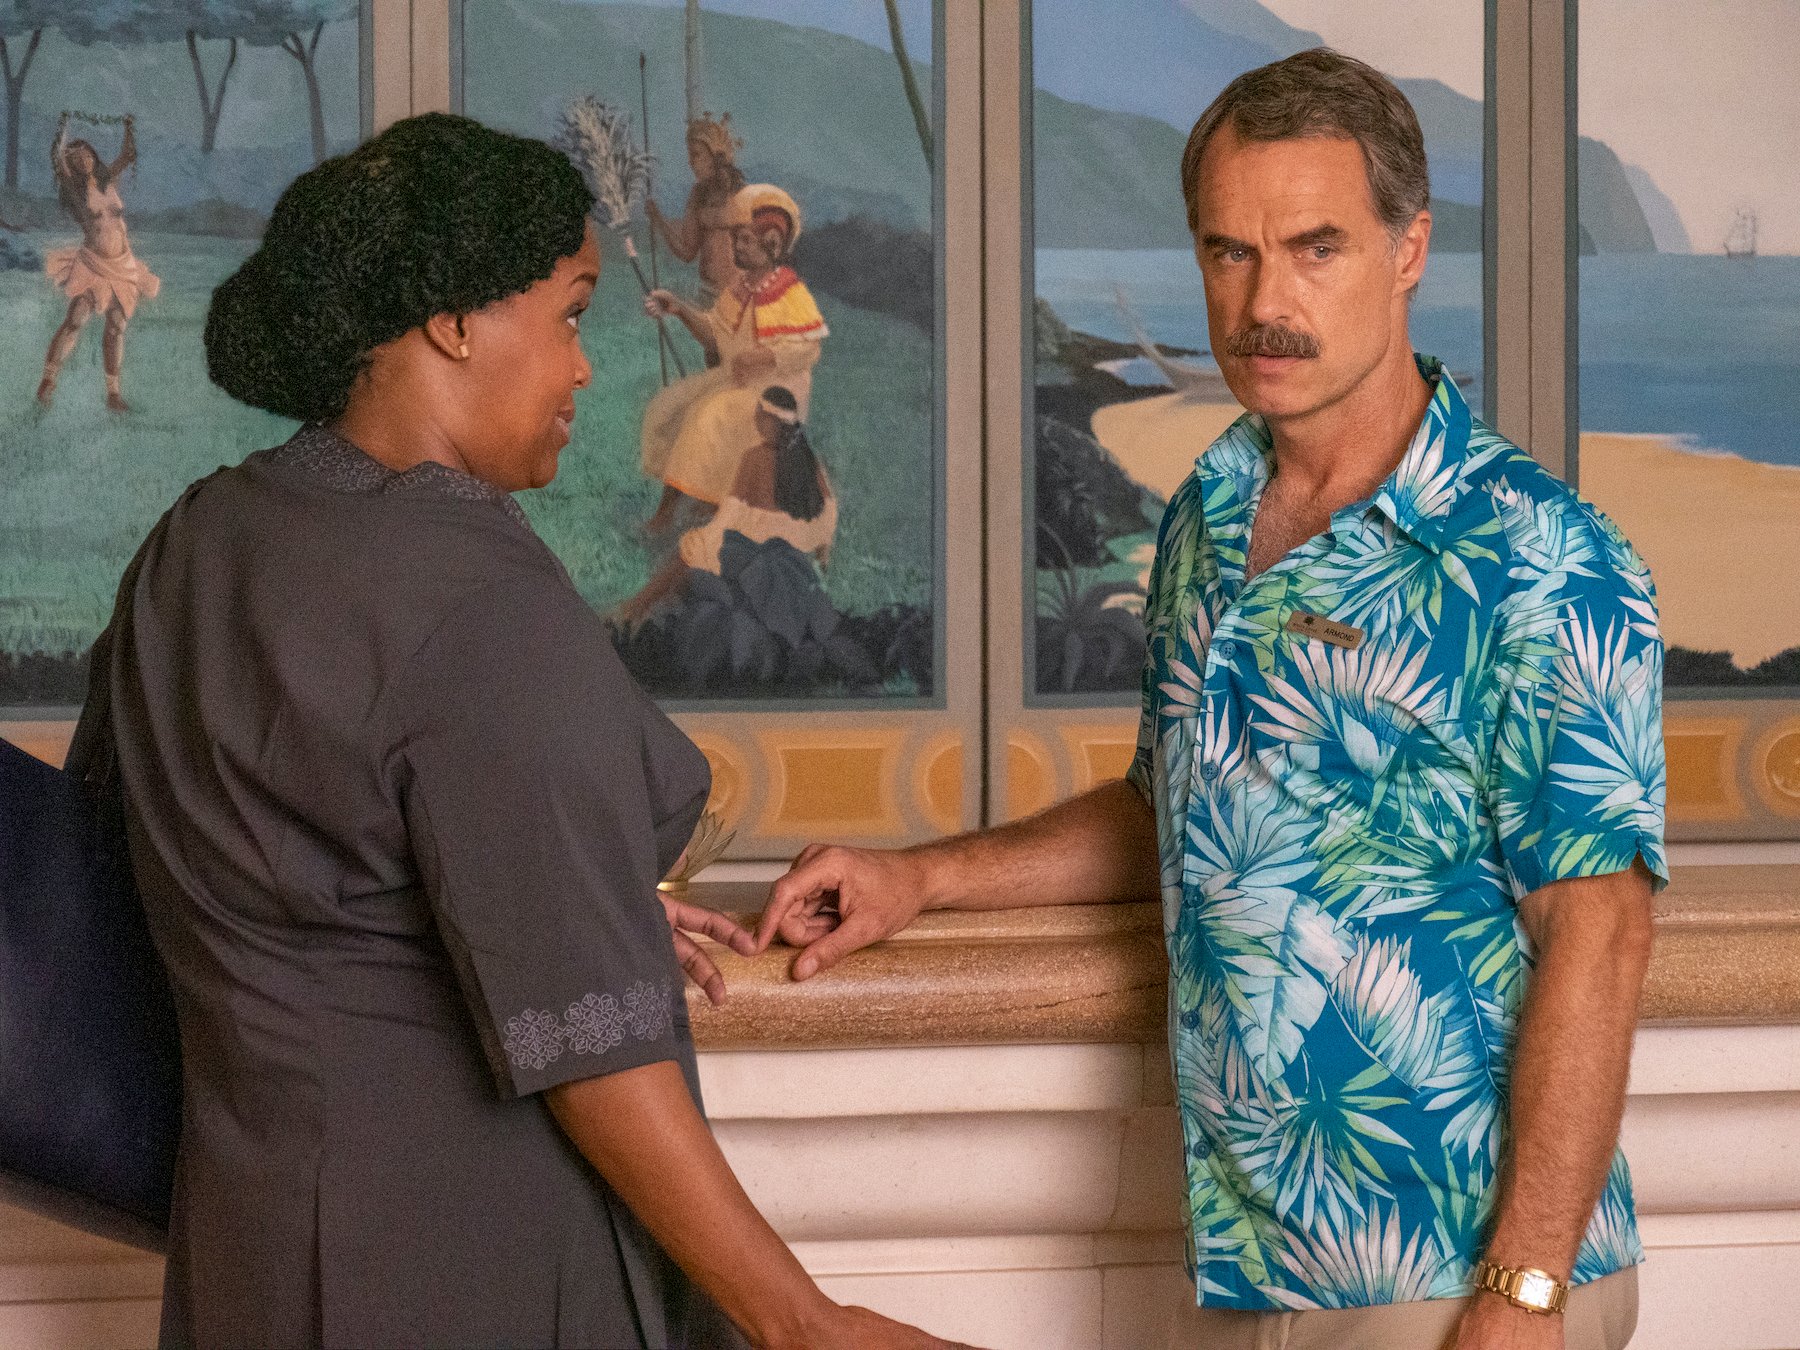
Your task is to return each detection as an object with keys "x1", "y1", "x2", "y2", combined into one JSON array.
[
  {"x1": 1127, "y1": 492, "x2": 1186, "y2": 808},
  {"x1": 1126, "y1": 638, "x2": 1158, "y2": 809},
  {"x1": 1487, "y1": 514, "x2": 1670, "y2": 899},
  {"x1": 391, "y1": 577, "x2": 709, "y2": 1098}
]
